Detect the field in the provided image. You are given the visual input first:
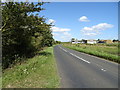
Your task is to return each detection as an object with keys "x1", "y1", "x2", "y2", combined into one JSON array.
[
  {"x1": 63, "y1": 43, "x2": 119, "y2": 63},
  {"x1": 2, "y1": 46, "x2": 60, "y2": 88}
]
